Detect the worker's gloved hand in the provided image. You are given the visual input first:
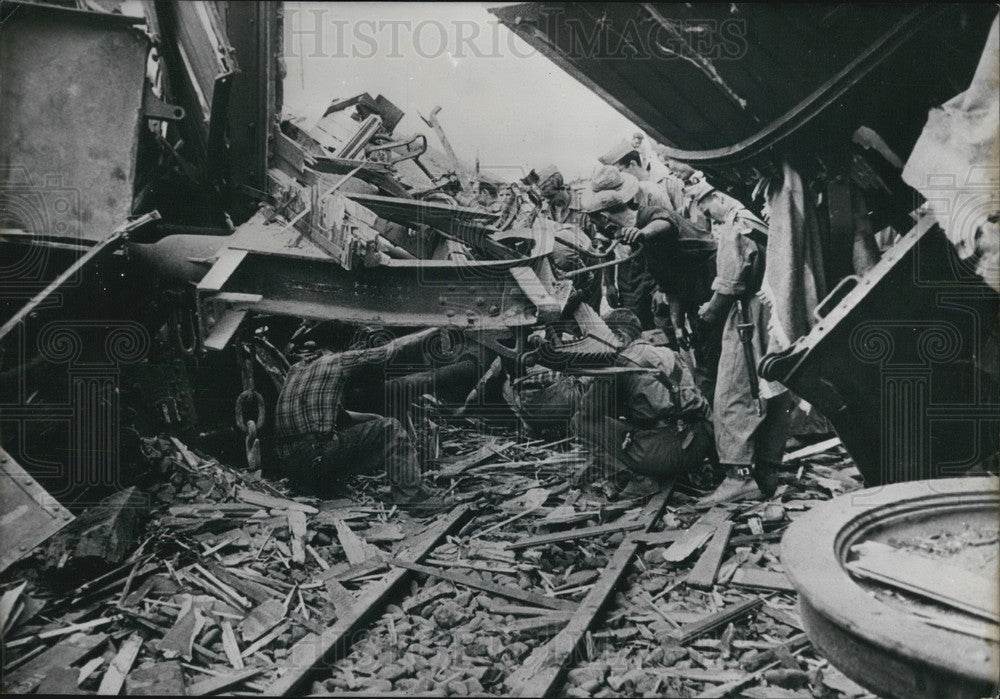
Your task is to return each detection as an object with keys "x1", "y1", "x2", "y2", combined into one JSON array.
[{"x1": 619, "y1": 226, "x2": 644, "y2": 245}]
